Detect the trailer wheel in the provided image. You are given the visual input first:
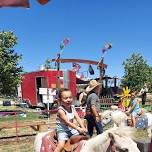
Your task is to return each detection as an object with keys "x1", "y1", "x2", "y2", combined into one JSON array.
[{"x1": 24, "y1": 99, "x2": 32, "y2": 108}]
